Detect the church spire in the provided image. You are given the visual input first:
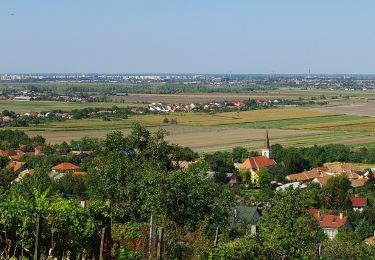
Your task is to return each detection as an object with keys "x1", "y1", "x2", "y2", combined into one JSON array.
[
  {"x1": 262, "y1": 130, "x2": 272, "y2": 158},
  {"x1": 264, "y1": 130, "x2": 270, "y2": 149}
]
